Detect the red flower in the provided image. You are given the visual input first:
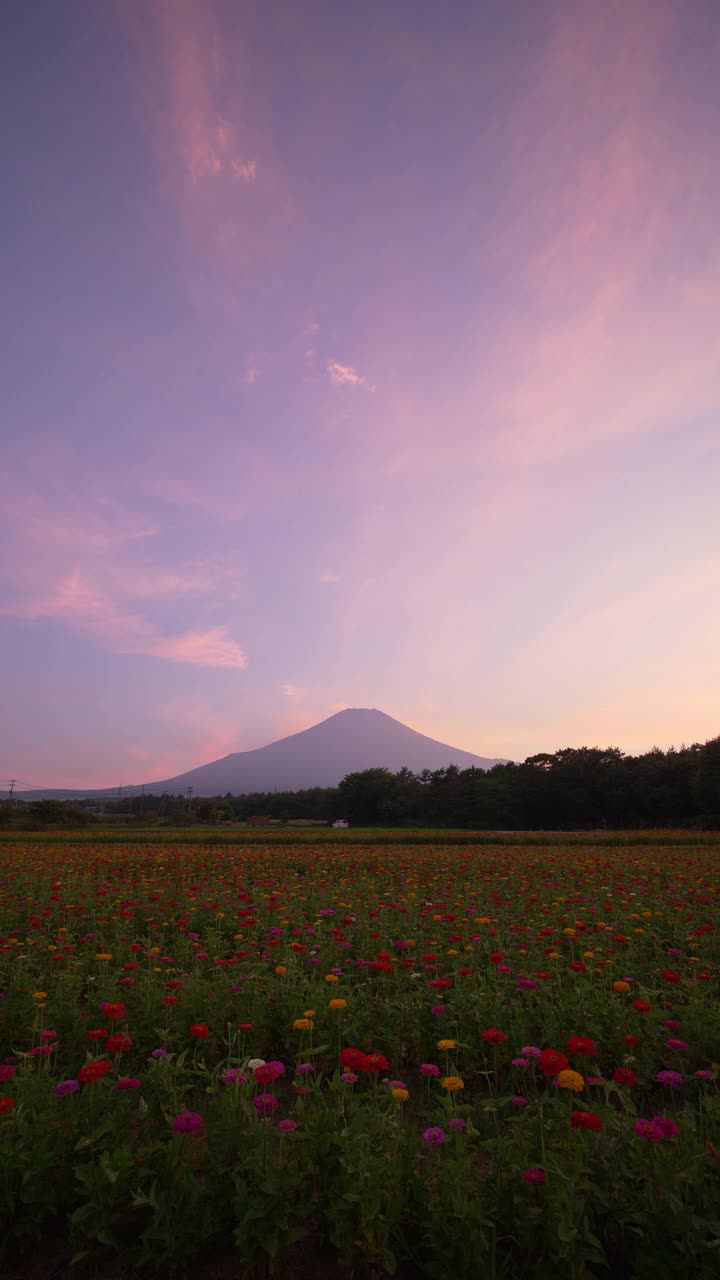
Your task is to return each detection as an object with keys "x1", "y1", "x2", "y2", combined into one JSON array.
[
  {"x1": 632, "y1": 1000, "x2": 652, "y2": 1012},
  {"x1": 662, "y1": 970, "x2": 682, "y2": 984},
  {"x1": 190, "y1": 1022, "x2": 209, "y2": 1038},
  {"x1": 87, "y1": 1028, "x2": 108, "y2": 1041},
  {"x1": 340, "y1": 1047, "x2": 368, "y2": 1072},
  {"x1": 237, "y1": 1022, "x2": 253, "y2": 1031},
  {"x1": 101, "y1": 1002, "x2": 126, "y2": 1020},
  {"x1": 622, "y1": 1034, "x2": 639, "y2": 1047},
  {"x1": 570, "y1": 1110, "x2": 602, "y2": 1131},
  {"x1": 78, "y1": 1060, "x2": 112, "y2": 1084},
  {"x1": 362, "y1": 1052, "x2": 390, "y2": 1073},
  {"x1": 566, "y1": 1036, "x2": 597, "y2": 1058},
  {"x1": 613, "y1": 1067, "x2": 637, "y2": 1086},
  {"x1": 489, "y1": 952, "x2": 504, "y2": 964},
  {"x1": 105, "y1": 1034, "x2": 133, "y2": 1053},
  {"x1": 538, "y1": 1049, "x2": 569, "y2": 1077},
  {"x1": 569, "y1": 961, "x2": 587, "y2": 973},
  {"x1": 482, "y1": 1028, "x2": 508, "y2": 1045},
  {"x1": 457, "y1": 967, "x2": 473, "y2": 976},
  {"x1": 0, "y1": 1097, "x2": 15, "y2": 1115}
]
